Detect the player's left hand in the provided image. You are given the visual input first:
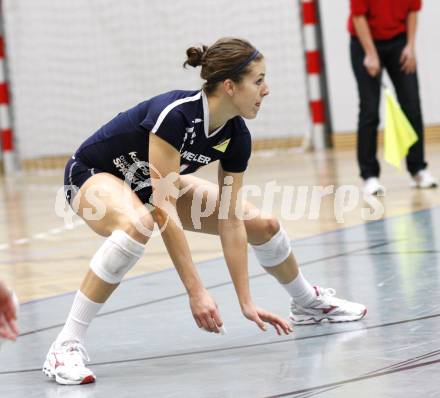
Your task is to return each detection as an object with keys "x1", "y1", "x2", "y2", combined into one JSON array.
[
  {"x1": 241, "y1": 302, "x2": 293, "y2": 335},
  {"x1": 400, "y1": 45, "x2": 417, "y2": 74}
]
